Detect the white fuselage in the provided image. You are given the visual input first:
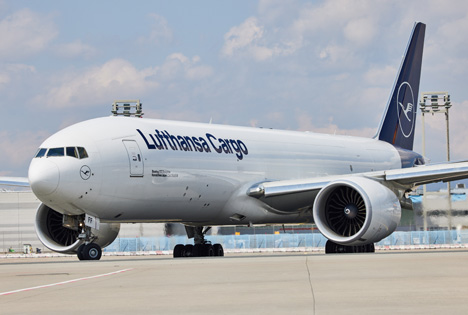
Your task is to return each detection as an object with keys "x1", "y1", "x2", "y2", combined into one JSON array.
[{"x1": 28, "y1": 116, "x2": 402, "y2": 226}]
